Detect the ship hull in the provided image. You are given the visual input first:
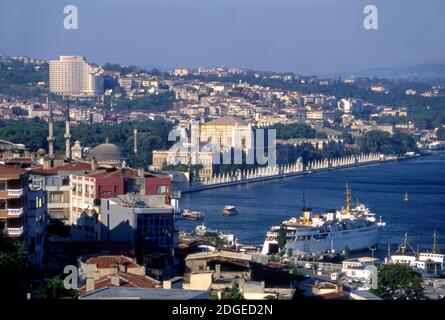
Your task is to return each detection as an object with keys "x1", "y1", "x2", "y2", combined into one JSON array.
[{"x1": 262, "y1": 225, "x2": 380, "y2": 255}]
